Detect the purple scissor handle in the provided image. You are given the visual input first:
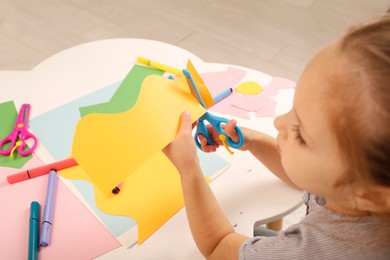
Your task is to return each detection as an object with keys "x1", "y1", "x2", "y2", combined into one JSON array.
[{"x1": 0, "y1": 104, "x2": 38, "y2": 157}]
